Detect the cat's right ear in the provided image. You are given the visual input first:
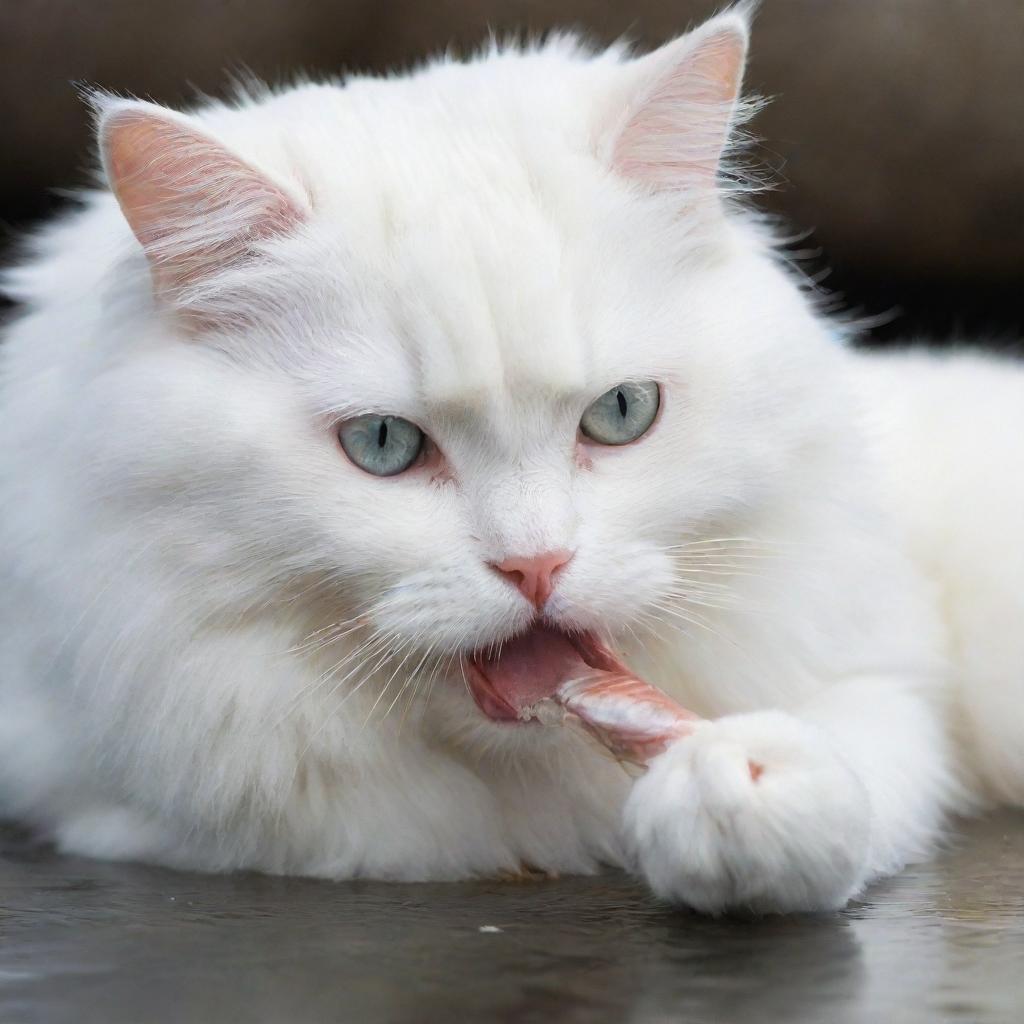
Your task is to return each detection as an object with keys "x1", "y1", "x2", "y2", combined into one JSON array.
[
  {"x1": 94, "y1": 97, "x2": 308, "y2": 300},
  {"x1": 606, "y1": 7, "x2": 751, "y2": 198}
]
